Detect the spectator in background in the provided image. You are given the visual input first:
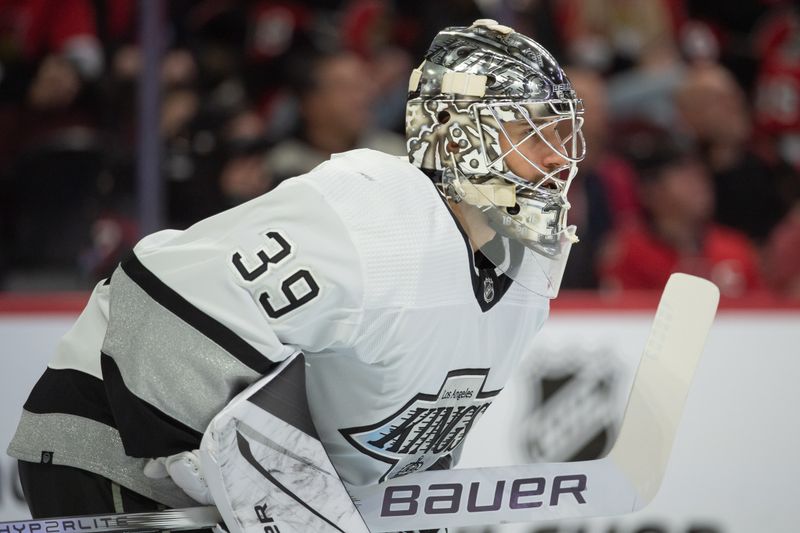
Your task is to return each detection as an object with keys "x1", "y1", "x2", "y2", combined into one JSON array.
[
  {"x1": 159, "y1": 82, "x2": 210, "y2": 228},
  {"x1": 600, "y1": 7, "x2": 687, "y2": 132},
  {"x1": 683, "y1": 0, "x2": 771, "y2": 90},
  {"x1": 0, "y1": 0, "x2": 103, "y2": 168},
  {"x1": 263, "y1": 47, "x2": 406, "y2": 184},
  {"x1": 0, "y1": 0, "x2": 105, "y2": 289},
  {"x1": 217, "y1": 108, "x2": 274, "y2": 208},
  {"x1": 335, "y1": 0, "x2": 414, "y2": 133},
  {"x1": 599, "y1": 135, "x2": 764, "y2": 297},
  {"x1": 557, "y1": 0, "x2": 684, "y2": 74},
  {"x1": 0, "y1": 0, "x2": 103, "y2": 100},
  {"x1": 763, "y1": 204, "x2": 800, "y2": 298},
  {"x1": 754, "y1": 4, "x2": 800, "y2": 299},
  {"x1": 561, "y1": 67, "x2": 640, "y2": 289},
  {"x1": 675, "y1": 62, "x2": 798, "y2": 244},
  {"x1": 753, "y1": 1, "x2": 800, "y2": 171}
]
